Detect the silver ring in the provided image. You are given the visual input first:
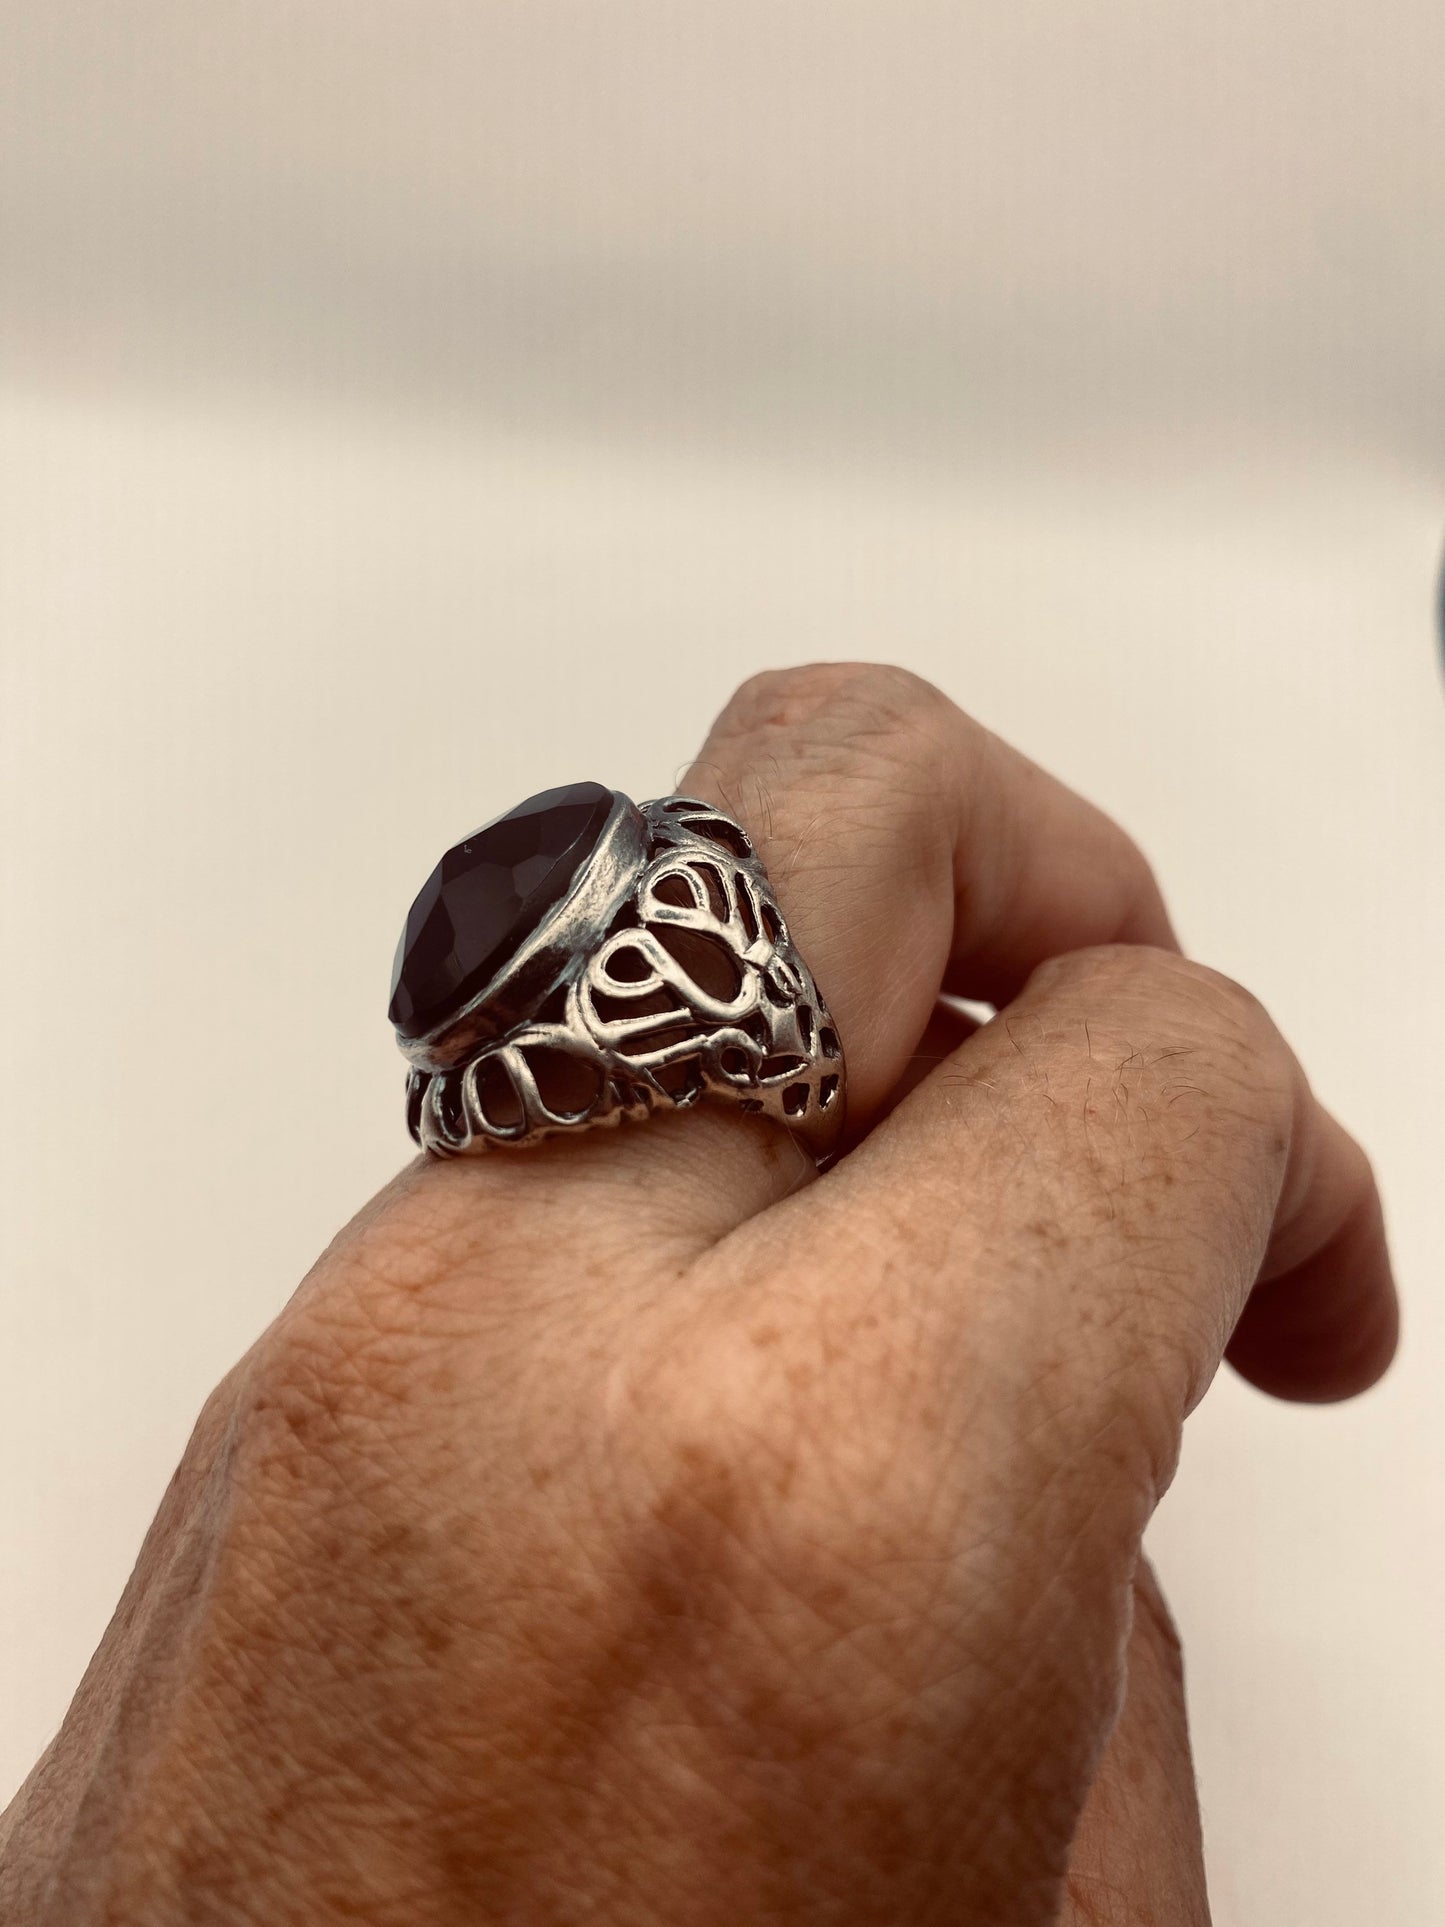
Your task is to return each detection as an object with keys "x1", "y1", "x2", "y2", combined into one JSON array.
[{"x1": 388, "y1": 785, "x2": 846, "y2": 1157}]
